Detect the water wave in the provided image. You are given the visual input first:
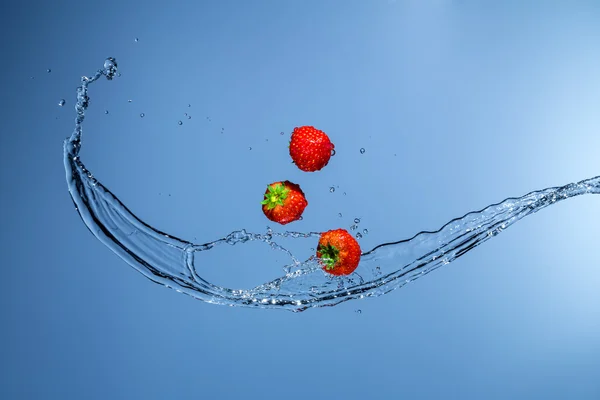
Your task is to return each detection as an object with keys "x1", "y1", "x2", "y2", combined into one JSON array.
[{"x1": 64, "y1": 58, "x2": 600, "y2": 311}]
